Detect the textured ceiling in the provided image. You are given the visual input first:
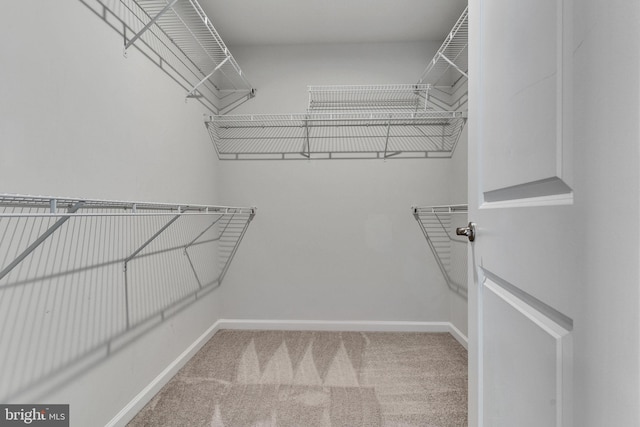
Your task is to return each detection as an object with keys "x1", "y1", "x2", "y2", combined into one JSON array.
[{"x1": 200, "y1": 0, "x2": 468, "y2": 46}]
